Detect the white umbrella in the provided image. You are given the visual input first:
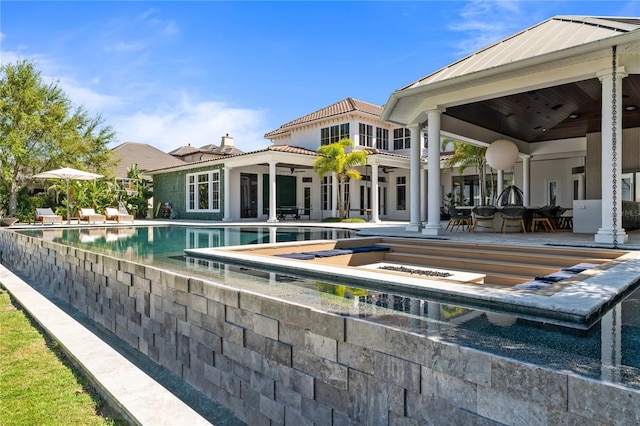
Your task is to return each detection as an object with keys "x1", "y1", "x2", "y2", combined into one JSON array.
[{"x1": 33, "y1": 167, "x2": 103, "y2": 224}]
